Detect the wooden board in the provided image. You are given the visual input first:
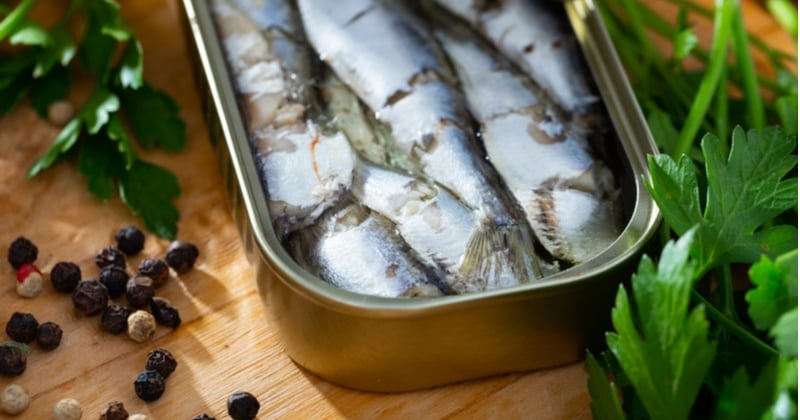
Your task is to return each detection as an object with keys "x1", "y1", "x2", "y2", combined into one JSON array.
[{"x1": 0, "y1": 0, "x2": 794, "y2": 418}]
